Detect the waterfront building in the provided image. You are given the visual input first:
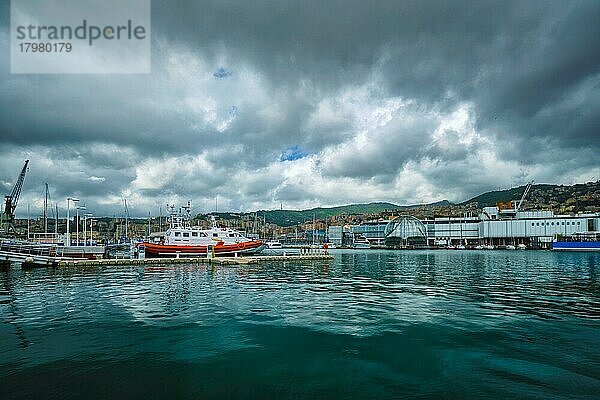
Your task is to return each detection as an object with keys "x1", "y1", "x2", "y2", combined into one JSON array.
[
  {"x1": 327, "y1": 205, "x2": 600, "y2": 249},
  {"x1": 327, "y1": 225, "x2": 344, "y2": 245},
  {"x1": 384, "y1": 216, "x2": 428, "y2": 247},
  {"x1": 472, "y1": 206, "x2": 598, "y2": 248}
]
